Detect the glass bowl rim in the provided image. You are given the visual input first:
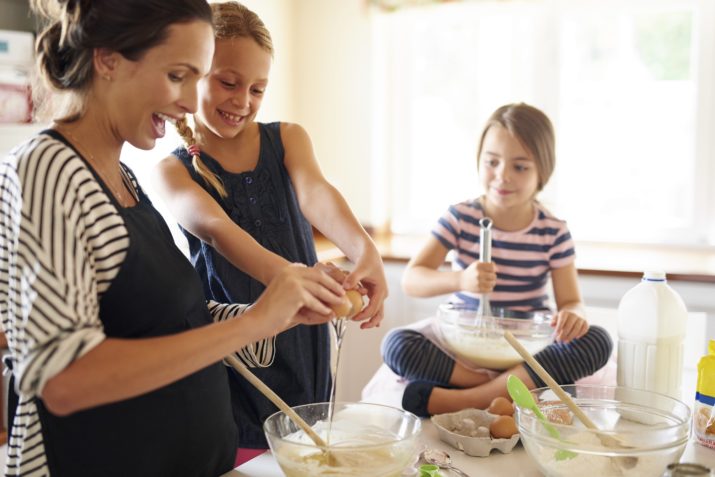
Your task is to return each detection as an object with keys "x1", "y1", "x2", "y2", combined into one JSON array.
[
  {"x1": 515, "y1": 384, "x2": 692, "y2": 439},
  {"x1": 438, "y1": 302, "x2": 553, "y2": 317},
  {"x1": 263, "y1": 401, "x2": 422, "y2": 451},
  {"x1": 436, "y1": 303, "x2": 554, "y2": 338}
]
